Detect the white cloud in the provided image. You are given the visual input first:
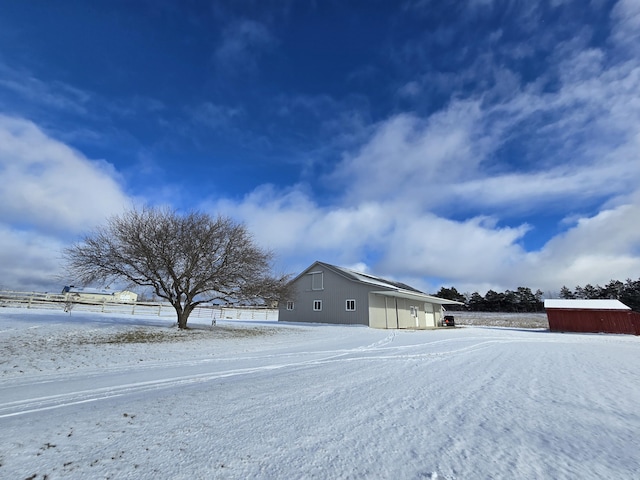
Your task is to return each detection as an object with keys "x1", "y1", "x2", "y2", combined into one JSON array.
[
  {"x1": 514, "y1": 198, "x2": 640, "y2": 291},
  {"x1": 3, "y1": 1, "x2": 639, "y2": 297},
  {"x1": 0, "y1": 115, "x2": 134, "y2": 290},
  {"x1": 0, "y1": 115, "x2": 132, "y2": 234},
  {"x1": 209, "y1": 185, "x2": 538, "y2": 293},
  {"x1": 449, "y1": 154, "x2": 639, "y2": 213},
  {"x1": 610, "y1": 0, "x2": 640, "y2": 50},
  {"x1": 218, "y1": 178, "x2": 640, "y2": 294},
  {"x1": 376, "y1": 214, "x2": 530, "y2": 281},
  {"x1": 211, "y1": 185, "x2": 392, "y2": 263},
  {"x1": 329, "y1": 102, "x2": 487, "y2": 206},
  {"x1": 210, "y1": 0, "x2": 640, "y2": 294},
  {"x1": 0, "y1": 225, "x2": 66, "y2": 291},
  {"x1": 331, "y1": 8, "x2": 640, "y2": 218}
]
